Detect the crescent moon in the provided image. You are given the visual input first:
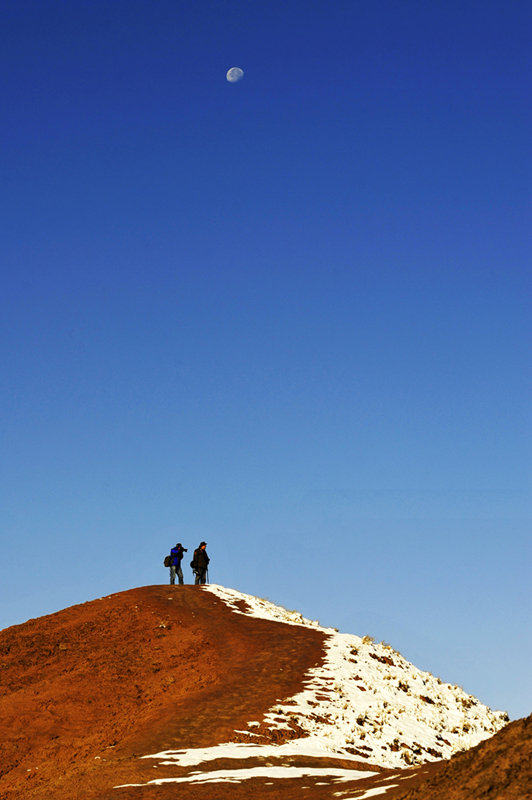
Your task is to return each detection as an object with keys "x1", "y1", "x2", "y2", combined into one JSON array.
[{"x1": 226, "y1": 67, "x2": 244, "y2": 83}]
